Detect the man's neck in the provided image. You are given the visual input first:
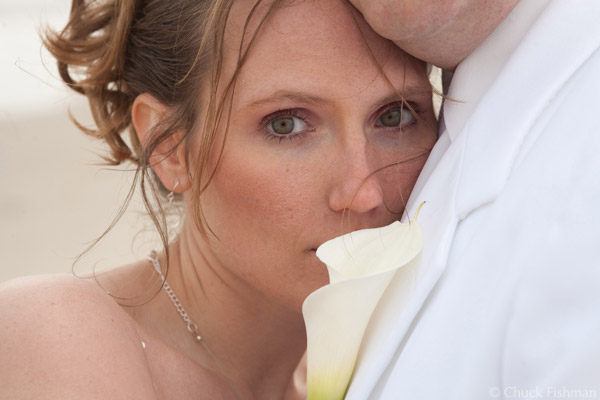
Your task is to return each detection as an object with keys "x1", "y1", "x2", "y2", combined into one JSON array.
[{"x1": 395, "y1": 0, "x2": 521, "y2": 71}]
